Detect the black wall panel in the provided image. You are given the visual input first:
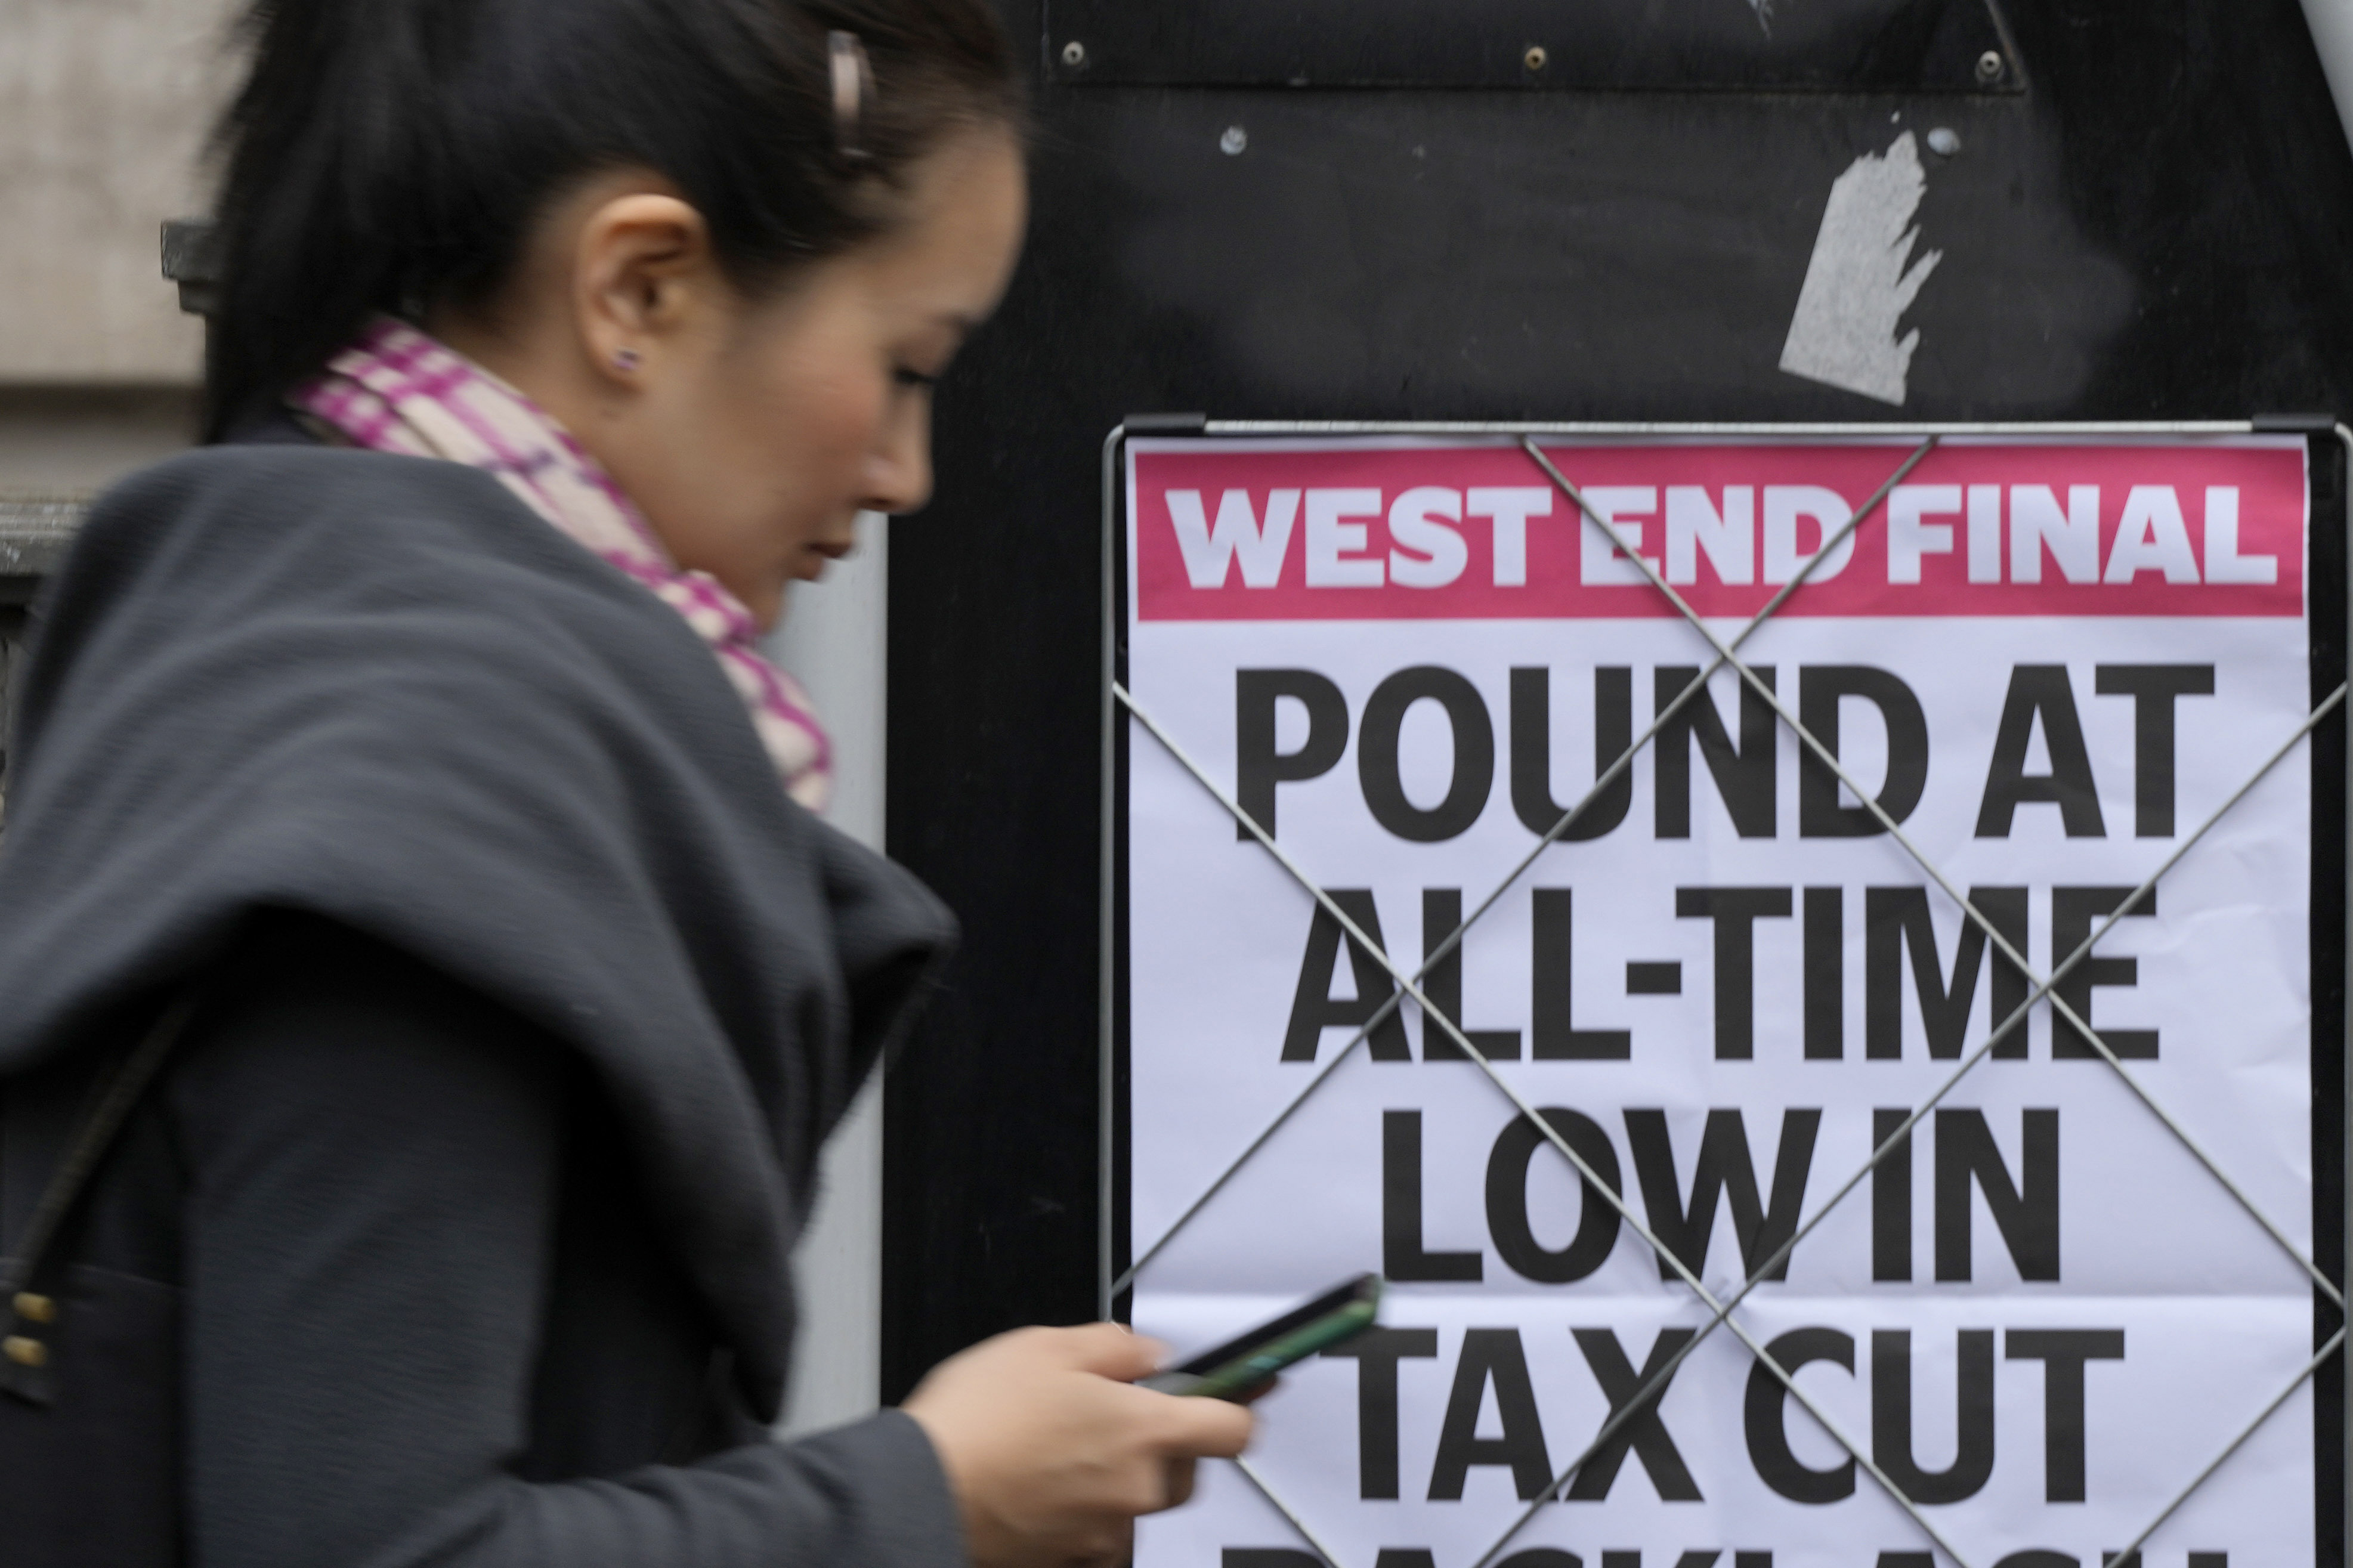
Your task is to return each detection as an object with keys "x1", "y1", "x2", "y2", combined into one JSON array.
[{"x1": 882, "y1": 0, "x2": 2353, "y2": 1400}]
